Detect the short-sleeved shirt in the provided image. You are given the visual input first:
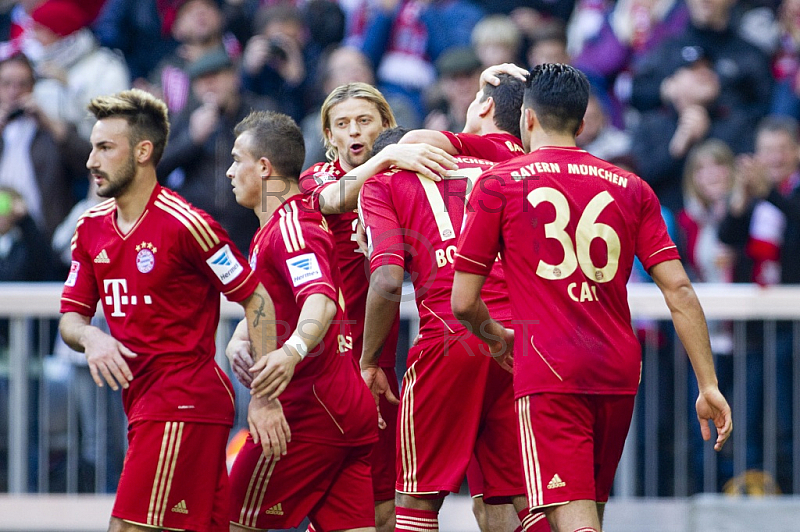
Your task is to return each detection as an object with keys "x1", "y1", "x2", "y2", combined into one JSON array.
[
  {"x1": 60, "y1": 184, "x2": 259, "y2": 426},
  {"x1": 360, "y1": 155, "x2": 511, "y2": 339},
  {"x1": 441, "y1": 131, "x2": 525, "y2": 162},
  {"x1": 299, "y1": 160, "x2": 397, "y2": 368},
  {"x1": 250, "y1": 194, "x2": 377, "y2": 446},
  {"x1": 454, "y1": 146, "x2": 680, "y2": 397}
]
